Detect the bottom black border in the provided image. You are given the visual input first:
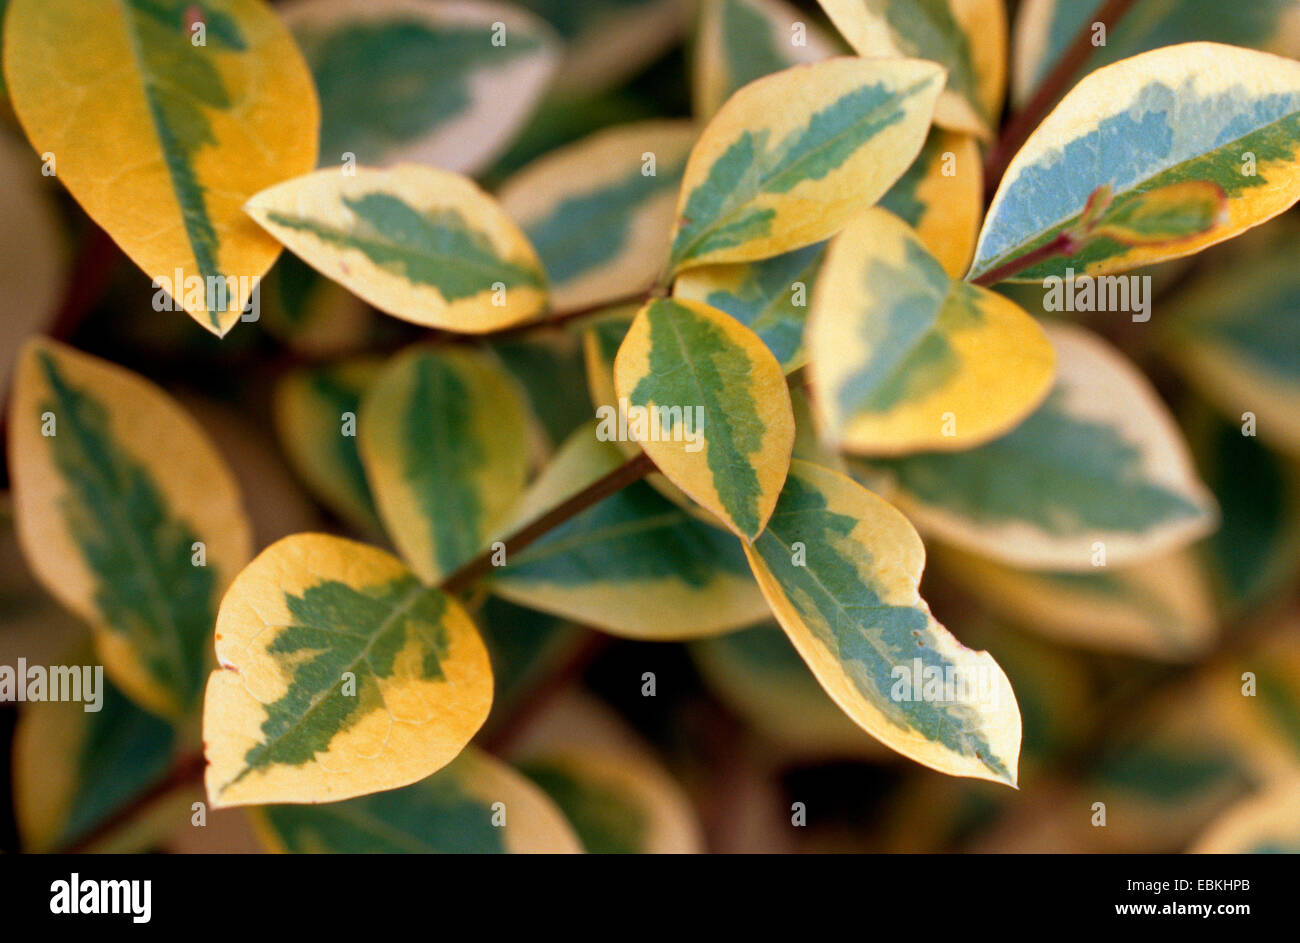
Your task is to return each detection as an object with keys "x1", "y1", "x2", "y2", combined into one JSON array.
[{"x1": 0, "y1": 853, "x2": 1284, "y2": 931}]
